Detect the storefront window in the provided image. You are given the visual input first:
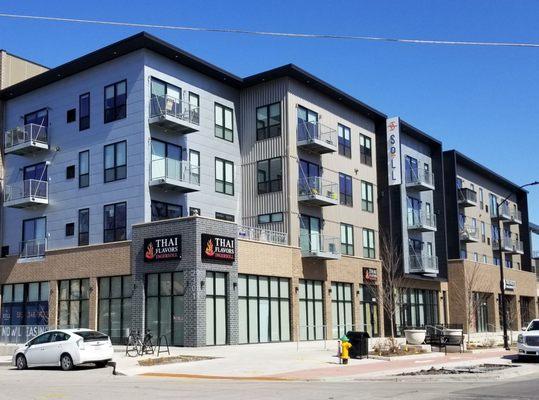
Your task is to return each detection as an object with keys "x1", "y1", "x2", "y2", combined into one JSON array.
[
  {"x1": 331, "y1": 282, "x2": 353, "y2": 339},
  {"x1": 58, "y1": 279, "x2": 89, "y2": 328},
  {"x1": 361, "y1": 285, "x2": 379, "y2": 337},
  {"x1": 238, "y1": 274, "x2": 290, "y2": 344},
  {"x1": 299, "y1": 279, "x2": 324, "y2": 340},
  {"x1": 99, "y1": 276, "x2": 132, "y2": 344},
  {"x1": 473, "y1": 292, "x2": 490, "y2": 332},
  {"x1": 520, "y1": 296, "x2": 533, "y2": 328},
  {"x1": 146, "y1": 272, "x2": 185, "y2": 346},
  {"x1": 206, "y1": 271, "x2": 227, "y2": 345},
  {"x1": 397, "y1": 288, "x2": 438, "y2": 335},
  {"x1": 1, "y1": 282, "x2": 49, "y2": 326}
]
